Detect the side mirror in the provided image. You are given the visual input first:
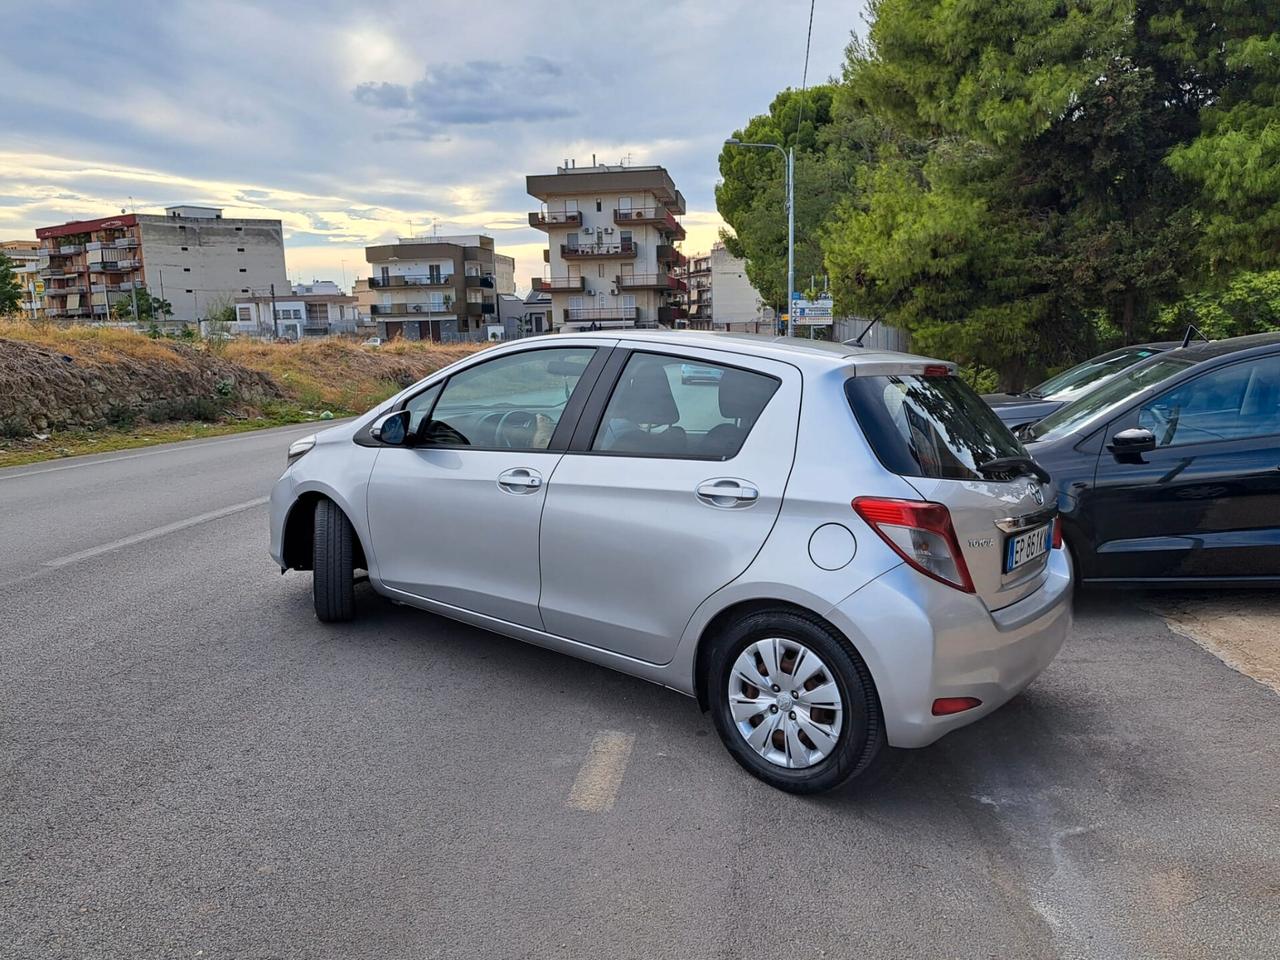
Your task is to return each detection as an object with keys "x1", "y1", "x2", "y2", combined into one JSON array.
[
  {"x1": 370, "y1": 409, "x2": 411, "y2": 446},
  {"x1": 1108, "y1": 427, "x2": 1156, "y2": 455}
]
